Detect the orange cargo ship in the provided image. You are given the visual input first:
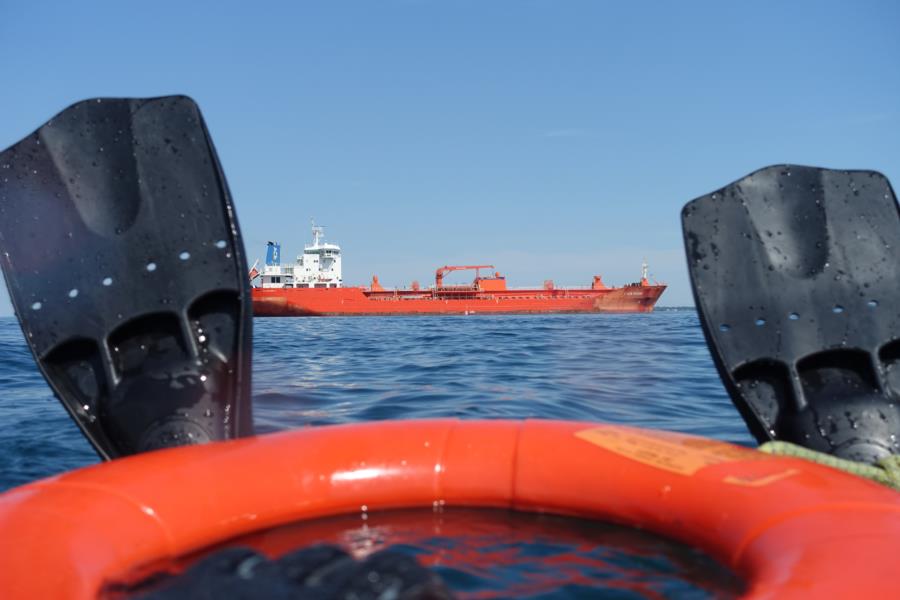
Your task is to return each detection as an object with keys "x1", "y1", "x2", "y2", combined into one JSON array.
[{"x1": 250, "y1": 225, "x2": 665, "y2": 316}]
